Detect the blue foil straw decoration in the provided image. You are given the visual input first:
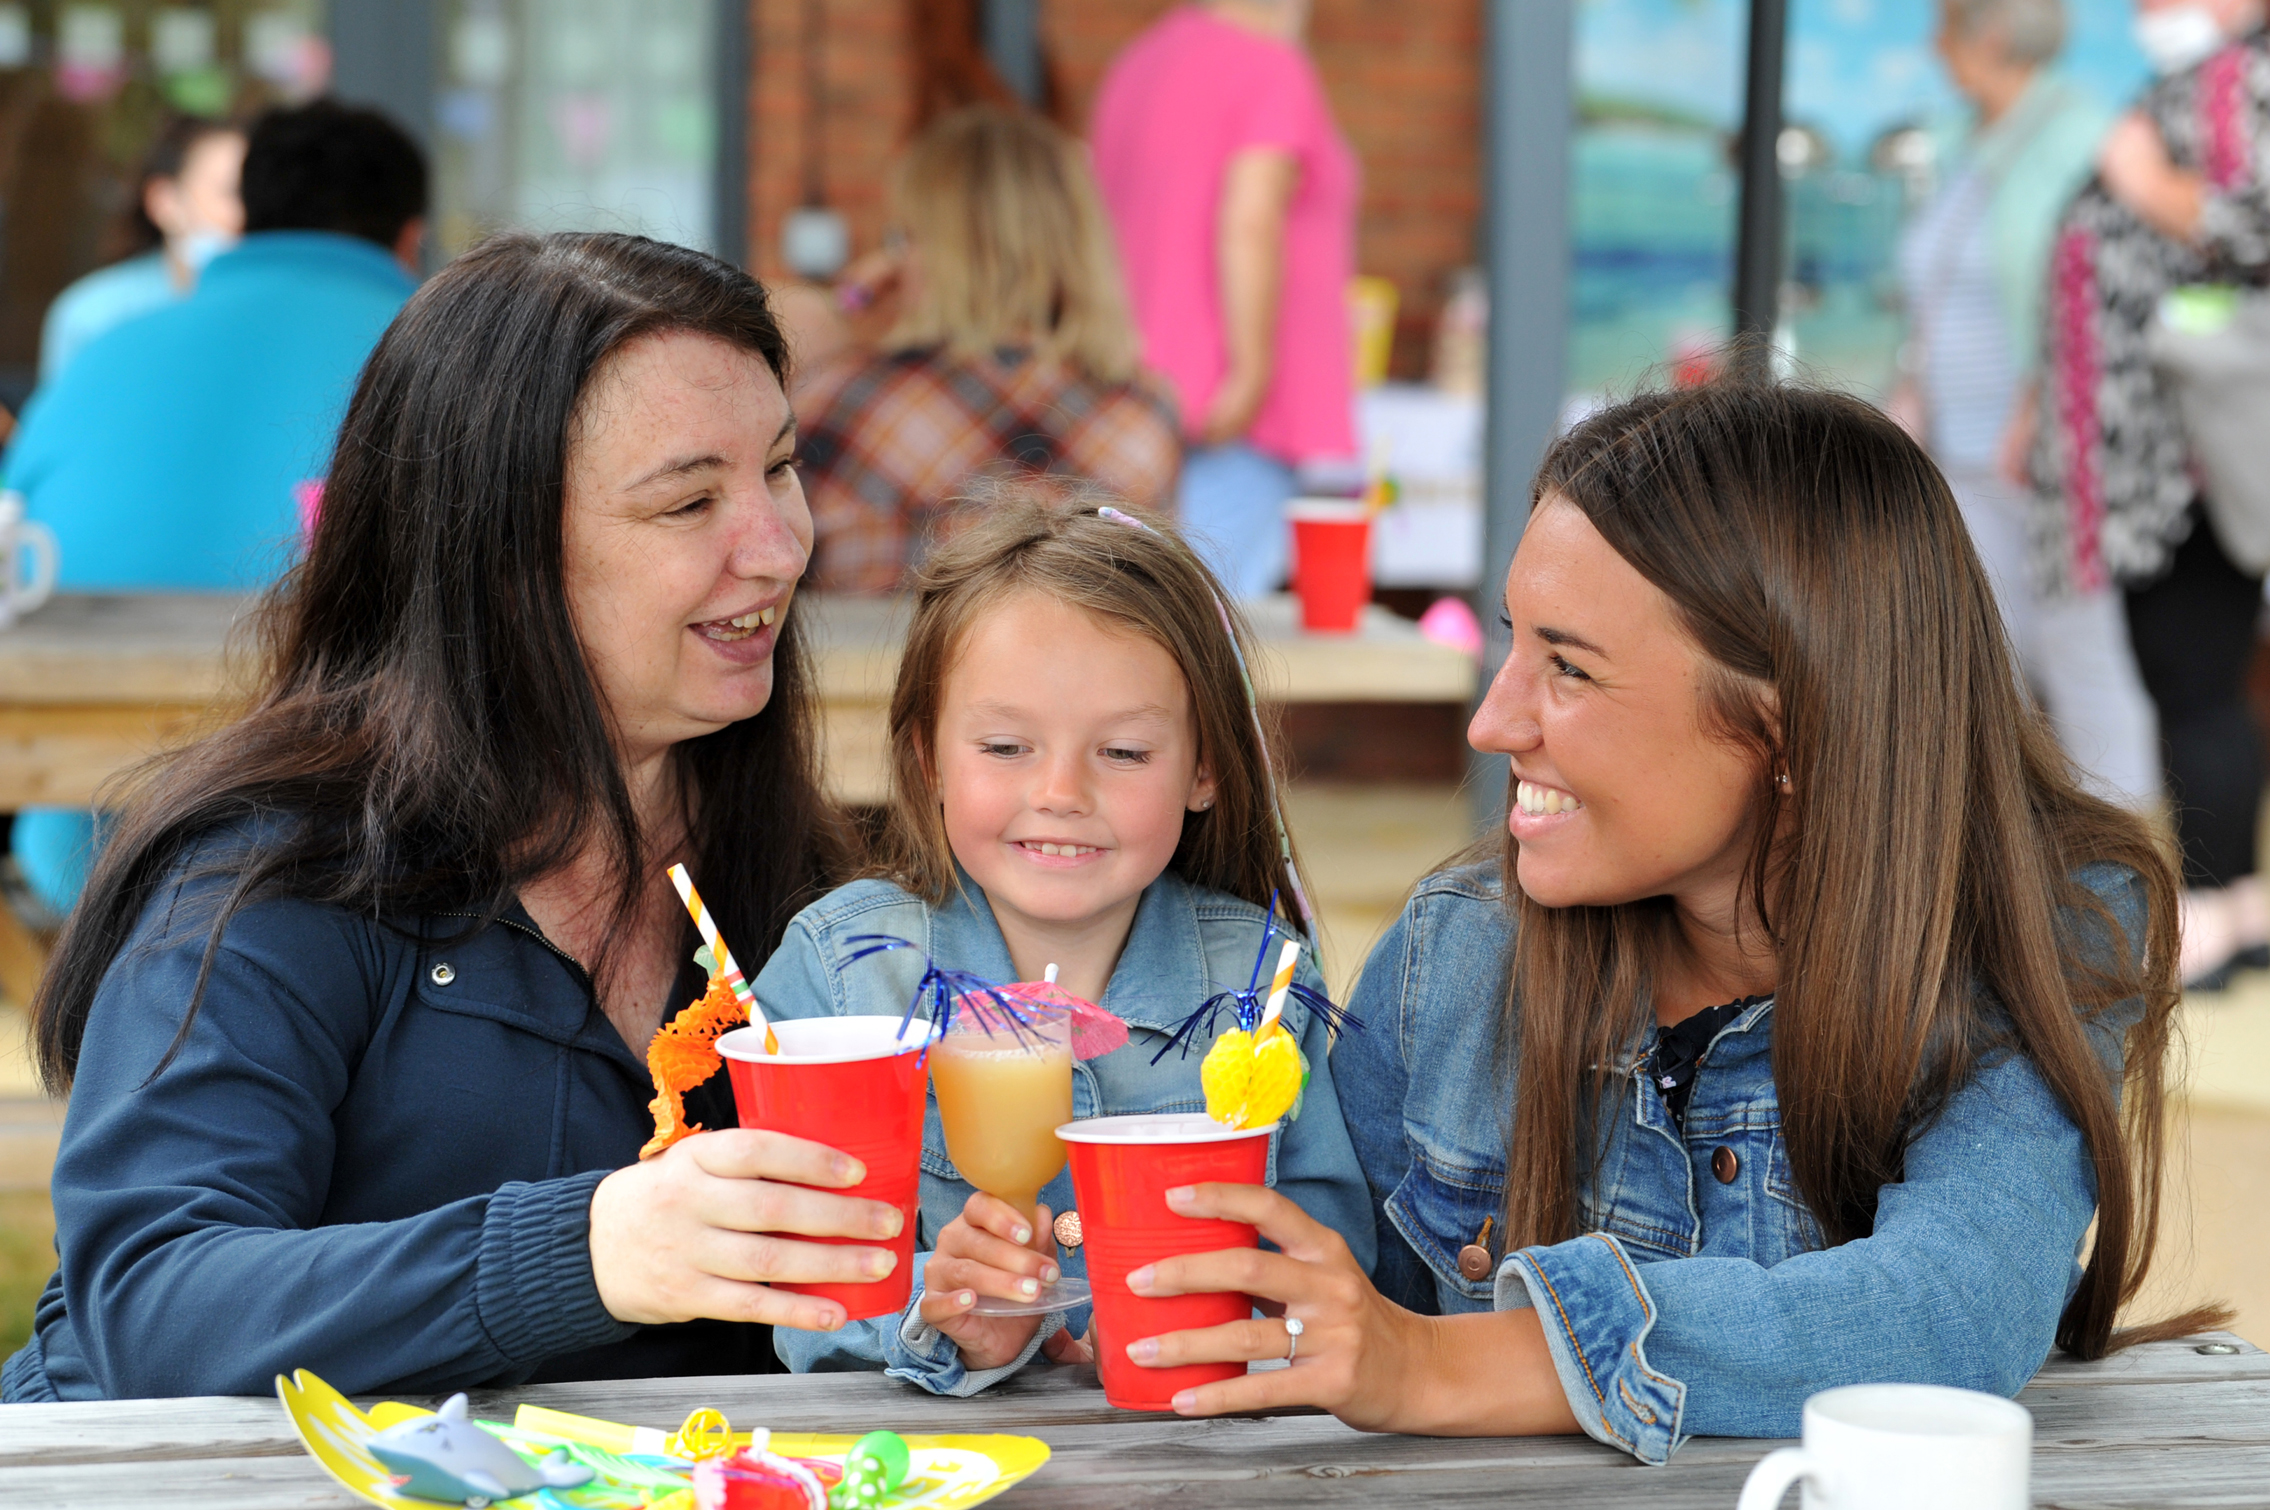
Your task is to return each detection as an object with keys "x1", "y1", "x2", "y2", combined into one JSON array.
[
  {"x1": 1148, "y1": 898, "x2": 1358, "y2": 1065},
  {"x1": 836, "y1": 934, "x2": 1046, "y2": 1054}
]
